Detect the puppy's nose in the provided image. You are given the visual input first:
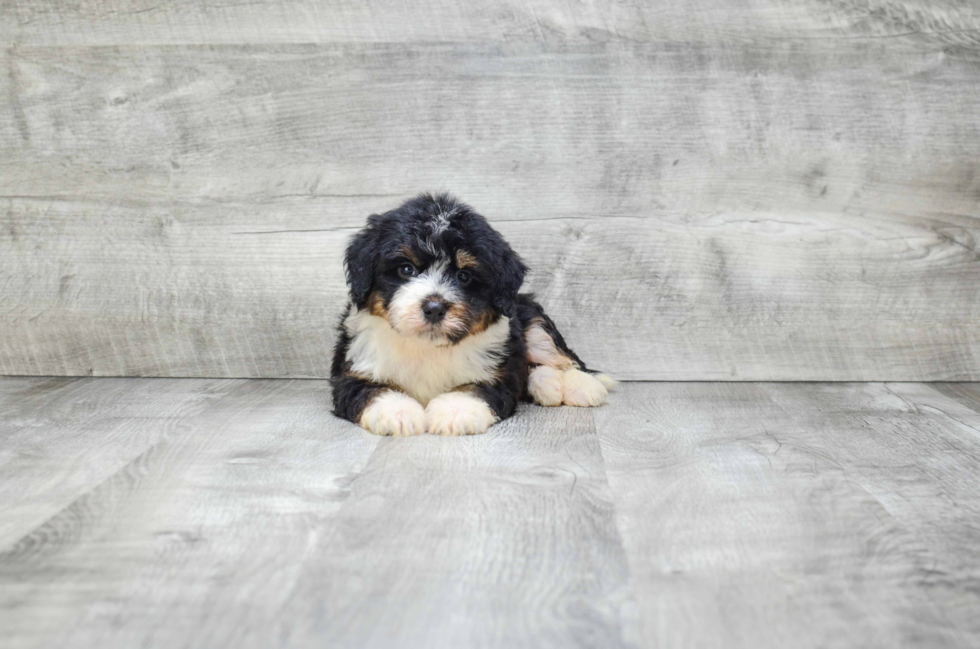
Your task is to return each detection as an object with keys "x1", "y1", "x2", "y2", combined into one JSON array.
[{"x1": 422, "y1": 299, "x2": 448, "y2": 323}]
